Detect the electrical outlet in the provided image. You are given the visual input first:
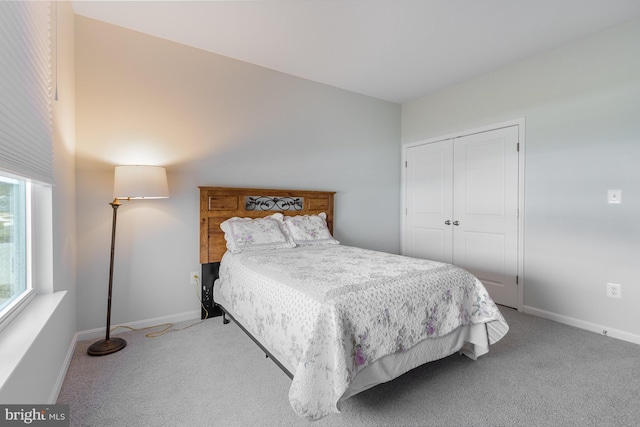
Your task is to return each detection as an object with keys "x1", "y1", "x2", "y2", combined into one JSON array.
[
  {"x1": 606, "y1": 283, "x2": 621, "y2": 299},
  {"x1": 190, "y1": 271, "x2": 199, "y2": 286},
  {"x1": 607, "y1": 189, "x2": 622, "y2": 204}
]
